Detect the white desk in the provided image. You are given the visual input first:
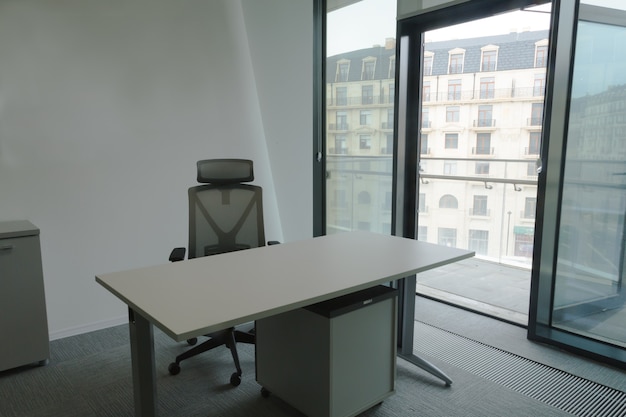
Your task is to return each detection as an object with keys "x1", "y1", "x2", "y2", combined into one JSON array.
[{"x1": 96, "y1": 232, "x2": 473, "y2": 417}]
